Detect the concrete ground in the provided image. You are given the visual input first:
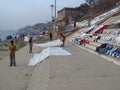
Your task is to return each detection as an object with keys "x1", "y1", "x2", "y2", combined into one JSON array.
[
  {"x1": 27, "y1": 42, "x2": 120, "y2": 90},
  {"x1": 0, "y1": 44, "x2": 43, "y2": 90},
  {"x1": 0, "y1": 40, "x2": 120, "y2": 90}
]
